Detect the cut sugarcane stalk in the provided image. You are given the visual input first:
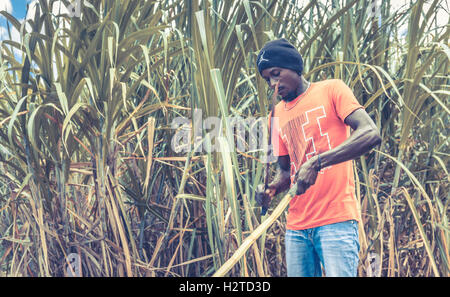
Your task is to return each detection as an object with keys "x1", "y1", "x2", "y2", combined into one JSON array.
[{"x1": 213, "y1": 186, "x2": 296, "y2": 277}]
